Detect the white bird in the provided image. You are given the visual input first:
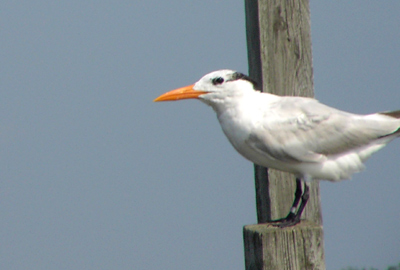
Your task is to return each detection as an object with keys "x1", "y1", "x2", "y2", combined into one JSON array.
[{"x1": 154, "y1": 69, "x2": 400, "y2": 227}]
